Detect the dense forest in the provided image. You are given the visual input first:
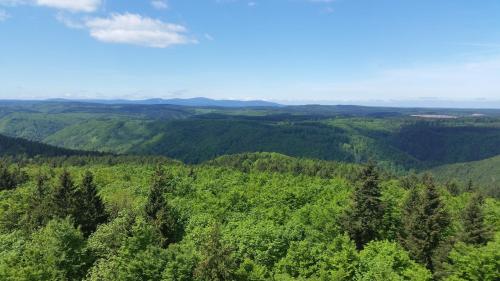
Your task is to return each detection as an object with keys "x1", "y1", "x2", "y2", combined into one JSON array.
[
  {"x1": 0, "y1": 133, "x2": 102, "y2": 158},
  {"x1": 2, "y1": 102, "x2": 500, "y2": 168},
  {"x1": 2, "y1": 101, "x2": 500, "y2": 193},
  {"x1": 0, "y1": 101, "x2": 499, "y2": 280},
  {"x1": 0, "y1": 153, "x2": 498, "y2": 280}
]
